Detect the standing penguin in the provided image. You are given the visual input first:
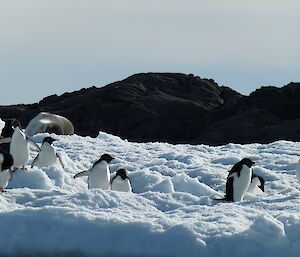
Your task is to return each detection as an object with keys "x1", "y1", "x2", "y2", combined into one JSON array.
[
  {"x1": 73, "y1": 154, "x2": 114, "y2": 190},
  {"x1": 0, "y1": 119, "x2": 16, "y2": 153},
  {"x1": 9, "y1": 120, "x2": 40, "y2": 170},
  {"x1": 247, "y1": 173, "x2": 265, "y2": 193},
  {"x1": 0, "y1": 150, "x2": 14, "y2": 192},
  {"x1": 215, "y1": 158, "x2": 255, "y2": 202},
  {"x1": 31, "y1": 137, "x2": 64, "y2": 169},
  {"x1": 111, "y1": 168, "x2": 132, "y2": 192}
]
